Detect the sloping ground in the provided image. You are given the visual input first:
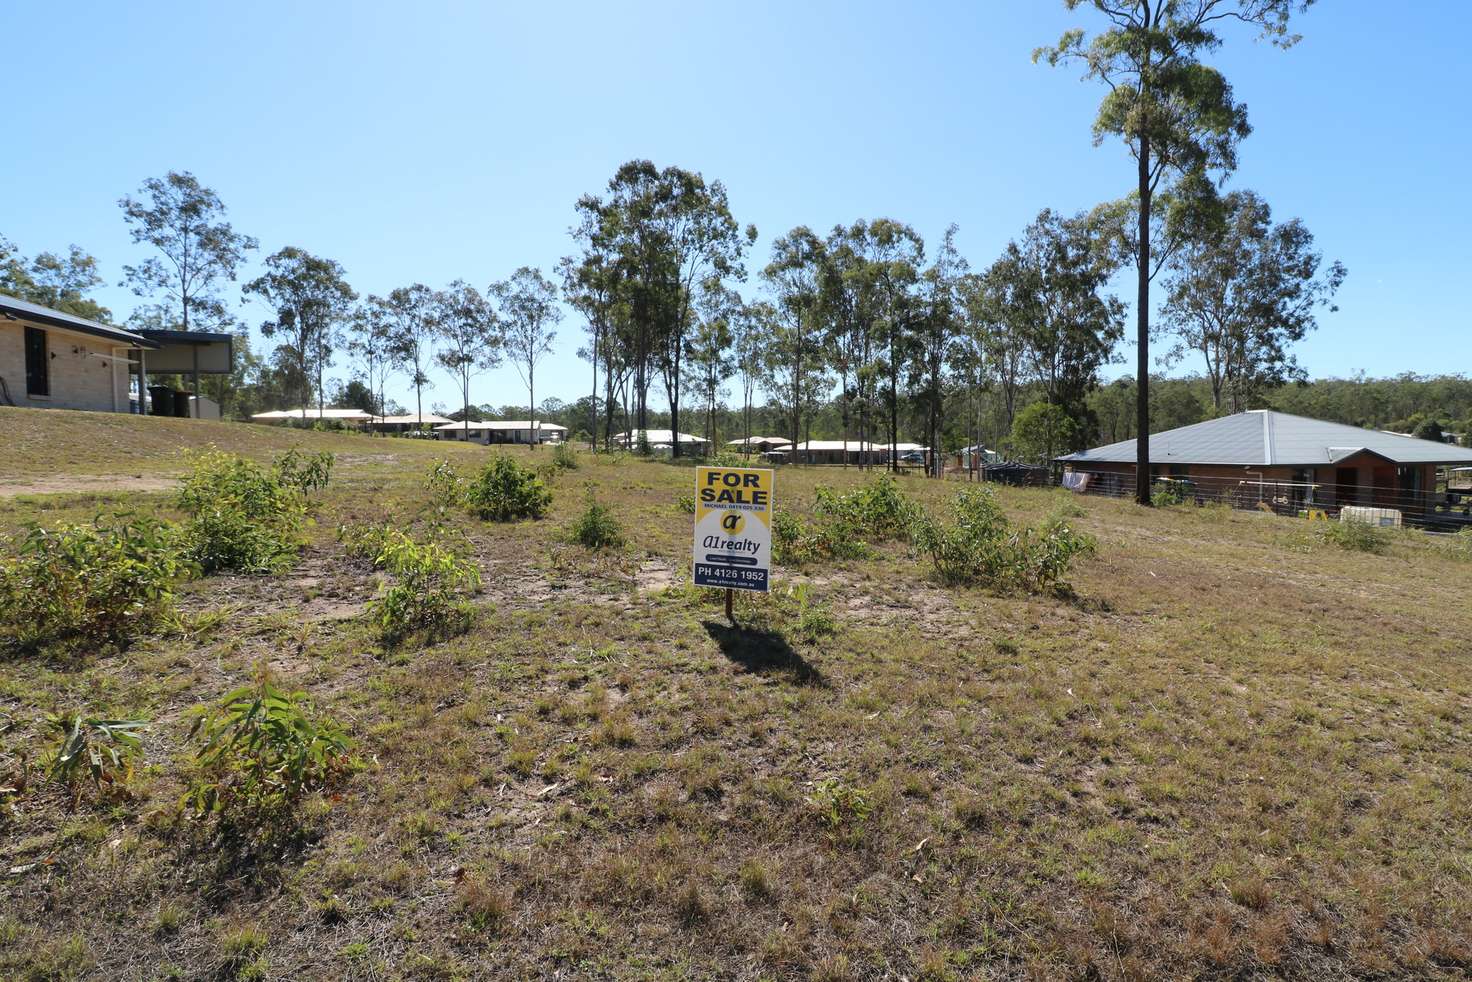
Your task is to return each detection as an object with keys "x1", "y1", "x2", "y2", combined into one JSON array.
[
  {"x1": 0, "y1": 405, "x2": 480, "y2": 488},
  {"x1": 1, "y1": 449, "x2": 1470, "y2": 980}
]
